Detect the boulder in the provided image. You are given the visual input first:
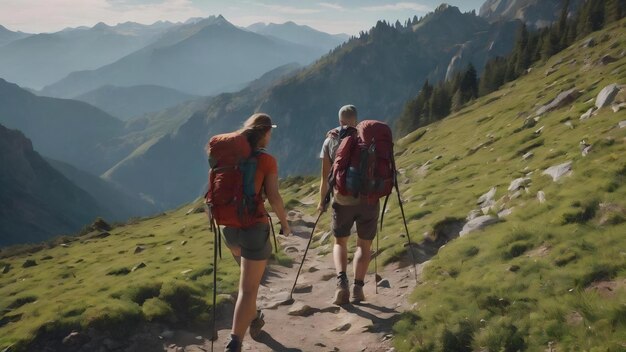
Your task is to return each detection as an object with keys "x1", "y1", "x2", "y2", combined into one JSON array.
[
  {"x1": 466, "y1": 209, "x2": 482, "y2": 221},
  {"x1": 543, "y1": 161, "x2": 573, "y2": 181},
  {"x1": 508, "y1": 178, "x2": 531, "y2": 192},
  {"x1": 580, "y1": 107, "x2": 596, "y2": 120},
  {"x1": 477, "y1": 187, "x2": 497, "y2": 206},
  {"x1": 596, "y1": 83, "x2": 621, "y2": 109},
  {"x1": 537, "y1": 191, "x2": 546, "y2": 204},
  {"x1": 619, "y1": 121, "x2": 626, "y2": 129},
  {"x1": 498, "y1": 208, "x2": 514, "y2": 218},
  {"x1": 459, "y1": 216, "x2": 500, "y2": 237},
  {"x1": 536, "y1": 88, "x2": 581, "y2": 116},
  {"x1": 288, "y1": 303, "x2": 314, "y2": 316}
]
